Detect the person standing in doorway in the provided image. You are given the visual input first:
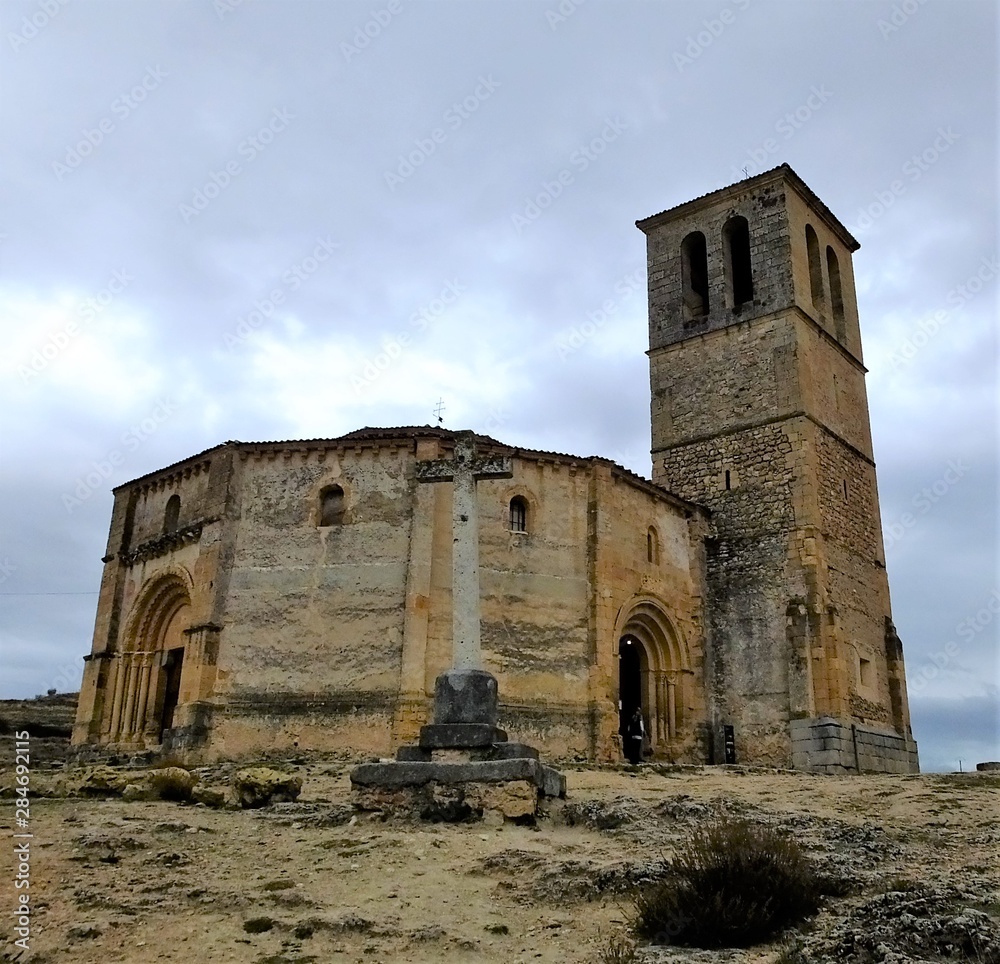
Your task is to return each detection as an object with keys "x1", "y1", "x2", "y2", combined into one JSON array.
[{"x1": 625, "y1": 707, "x2": 645, "y2": 765}]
